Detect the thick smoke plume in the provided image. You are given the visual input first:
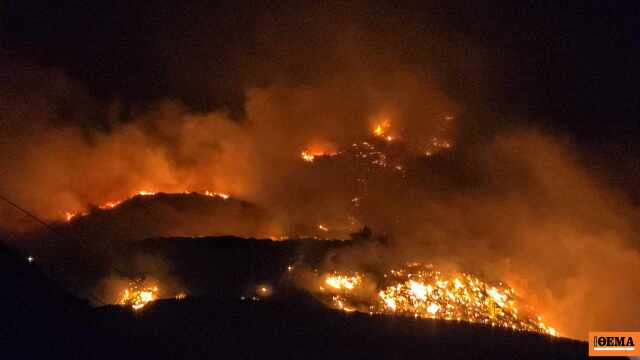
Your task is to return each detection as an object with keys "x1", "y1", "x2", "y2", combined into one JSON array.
[{"x1": 1, "y1": 24, "x2": 639, "y2": 339}]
